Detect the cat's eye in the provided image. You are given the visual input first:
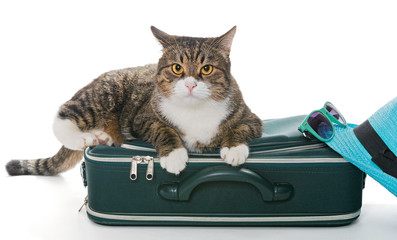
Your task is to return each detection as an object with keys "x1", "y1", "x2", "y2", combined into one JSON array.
[
  {"x1": 201, "y1": 65, "x2": 213, "y2": 75},
  {"x1": 172, "y1": 64, "x2": 184, "y2": 75}
]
